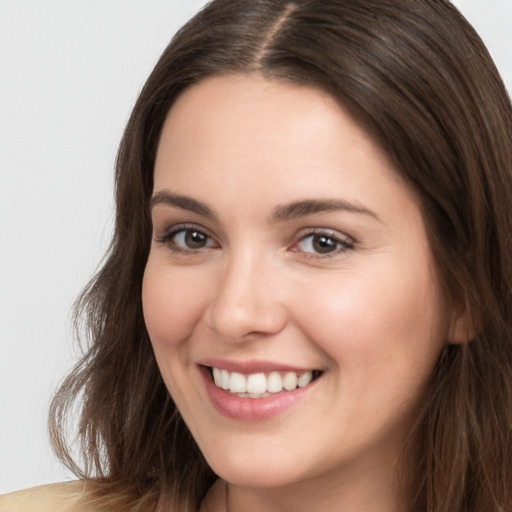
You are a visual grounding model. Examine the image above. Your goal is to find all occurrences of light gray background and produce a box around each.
[1,0,511,495]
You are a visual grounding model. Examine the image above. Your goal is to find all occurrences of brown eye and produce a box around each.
[163,227,217,251]
[184,230,208,248]
[296,231,354,256]
[312,235,338,253]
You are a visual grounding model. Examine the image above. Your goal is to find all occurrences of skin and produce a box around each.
[142,74,463,512]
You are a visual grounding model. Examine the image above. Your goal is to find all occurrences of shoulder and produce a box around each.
[0,481,90,512]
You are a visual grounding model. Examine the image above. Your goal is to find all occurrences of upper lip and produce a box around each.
[198,358,319,374]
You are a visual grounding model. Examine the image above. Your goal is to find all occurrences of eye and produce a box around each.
[157,225,217,253]
[295,231,354,256]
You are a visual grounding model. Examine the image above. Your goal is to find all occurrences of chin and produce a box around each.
[212,462,304,489]
[197,435,322,489]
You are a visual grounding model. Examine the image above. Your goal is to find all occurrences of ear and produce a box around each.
[447,299,480,344]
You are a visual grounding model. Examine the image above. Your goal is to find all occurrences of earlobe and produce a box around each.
[447,301,480,345]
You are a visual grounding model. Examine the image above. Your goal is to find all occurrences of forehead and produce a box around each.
[154,74,405,197]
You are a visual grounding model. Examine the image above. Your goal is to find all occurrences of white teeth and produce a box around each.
[298,371,313,388]
[267,371,283,393]
[283,372,298,391]
[247,373,267,394]
[212,367,222,387]
[211,367,316,396]
[220,369,230,390]
[229,372,247,393]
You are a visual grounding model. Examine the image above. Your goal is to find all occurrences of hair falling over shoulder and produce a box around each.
[49,1,512,511]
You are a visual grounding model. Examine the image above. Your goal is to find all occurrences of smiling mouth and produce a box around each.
[206,367,323,398]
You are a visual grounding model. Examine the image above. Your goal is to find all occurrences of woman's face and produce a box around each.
[143,74,453,491]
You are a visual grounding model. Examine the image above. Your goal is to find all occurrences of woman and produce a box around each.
[2,0,512,510]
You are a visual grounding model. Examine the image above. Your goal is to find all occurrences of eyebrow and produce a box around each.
[271,199,380,222]
[150,191,216,218]
[150,191,379,222]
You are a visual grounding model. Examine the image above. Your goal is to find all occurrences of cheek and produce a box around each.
[142,260,208,354]
[292,261,448,378]
[292,266,448,441]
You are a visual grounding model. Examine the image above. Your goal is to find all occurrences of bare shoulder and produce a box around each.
[0,481,90,512]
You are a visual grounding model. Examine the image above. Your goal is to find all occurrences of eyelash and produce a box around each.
[292,229,355,258]
[155,224,355,258]
[155,224,217,254]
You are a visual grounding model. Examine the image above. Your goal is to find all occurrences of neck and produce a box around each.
[206,458,407,512]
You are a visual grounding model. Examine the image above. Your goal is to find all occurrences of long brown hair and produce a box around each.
[49,1,512,510]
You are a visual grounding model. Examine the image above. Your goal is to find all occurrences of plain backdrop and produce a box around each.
[1,0,511,495]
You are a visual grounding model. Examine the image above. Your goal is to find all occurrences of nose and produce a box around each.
[205,249,288,343]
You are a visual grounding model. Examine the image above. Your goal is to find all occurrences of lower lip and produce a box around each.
[199,366,318,421]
